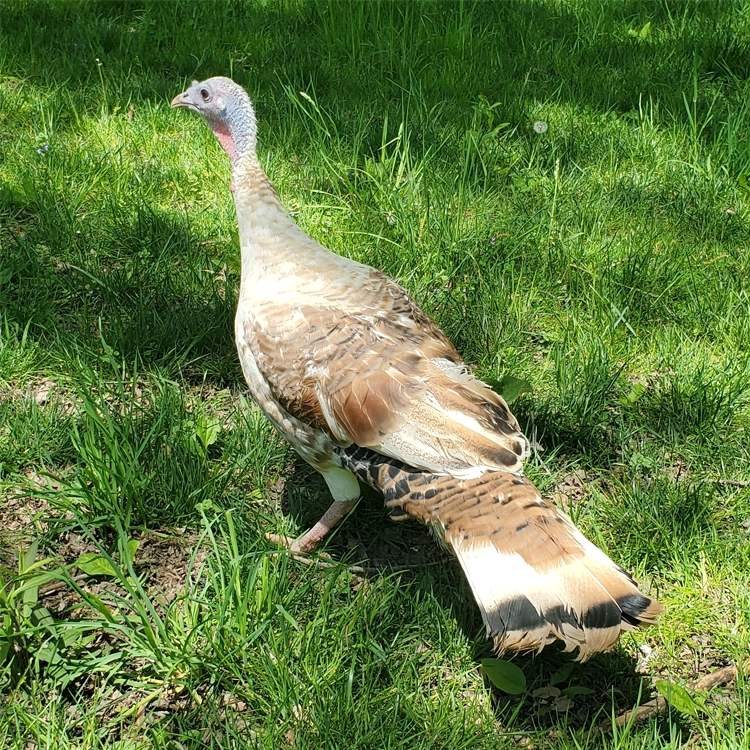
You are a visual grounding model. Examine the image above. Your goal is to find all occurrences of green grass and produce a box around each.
[2,0,750,747]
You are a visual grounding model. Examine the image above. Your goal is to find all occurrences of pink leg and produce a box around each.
[267,498,358,553]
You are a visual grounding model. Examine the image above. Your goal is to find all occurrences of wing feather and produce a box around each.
[246,268,527,474]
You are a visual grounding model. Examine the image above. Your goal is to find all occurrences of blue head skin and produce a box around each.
[171,77,257,165]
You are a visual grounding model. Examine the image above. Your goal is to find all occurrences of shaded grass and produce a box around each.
[2,0,750,747]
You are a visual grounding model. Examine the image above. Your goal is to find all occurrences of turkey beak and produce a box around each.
[171,91,192,109]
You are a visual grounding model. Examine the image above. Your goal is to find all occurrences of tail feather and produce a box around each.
[453,525,662,660]
[338,447,663,660]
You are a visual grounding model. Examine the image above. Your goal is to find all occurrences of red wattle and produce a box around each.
[211,121,236,163]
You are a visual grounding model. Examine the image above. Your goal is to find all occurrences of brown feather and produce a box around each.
[339,447,663,659]
[244,291,528,474]
[380,464,584,570]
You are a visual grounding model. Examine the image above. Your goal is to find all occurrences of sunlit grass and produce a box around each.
[2,1,750,747]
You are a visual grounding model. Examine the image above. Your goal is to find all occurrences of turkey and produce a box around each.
[172,77,663,659]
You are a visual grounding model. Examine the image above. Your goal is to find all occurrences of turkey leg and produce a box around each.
[267,498,358,552]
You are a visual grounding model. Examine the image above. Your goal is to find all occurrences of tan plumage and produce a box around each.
[172,77,663,660]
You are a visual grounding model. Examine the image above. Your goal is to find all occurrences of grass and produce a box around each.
[1,0,750,747]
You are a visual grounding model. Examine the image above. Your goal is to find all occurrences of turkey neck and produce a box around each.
[229,155,296,307]
[230,152,365,308]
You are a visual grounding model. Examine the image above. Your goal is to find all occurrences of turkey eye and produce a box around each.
[200,88,210,101]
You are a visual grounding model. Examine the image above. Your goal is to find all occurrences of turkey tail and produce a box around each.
[338,447,663,660]
[451,525,662,660]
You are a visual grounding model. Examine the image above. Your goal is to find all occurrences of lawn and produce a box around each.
[1,1,750,747]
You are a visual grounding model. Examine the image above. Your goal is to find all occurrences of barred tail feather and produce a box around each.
[337,446,663,659]
[452,525,663,660]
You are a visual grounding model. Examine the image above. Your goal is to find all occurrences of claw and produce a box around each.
[265,532,323,554]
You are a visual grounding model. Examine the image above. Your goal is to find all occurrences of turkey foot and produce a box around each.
[267,498,358,553]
